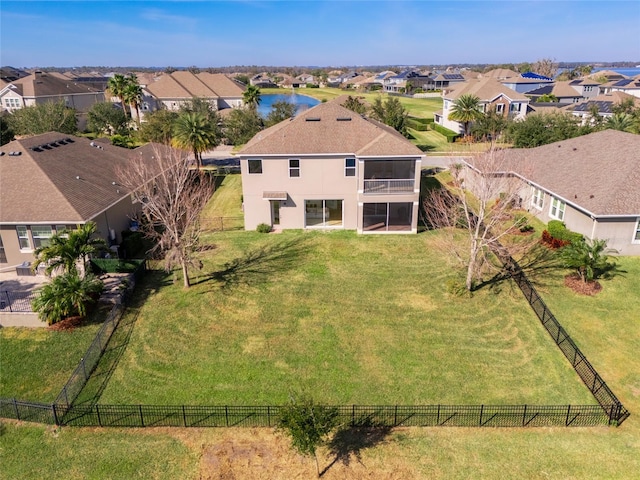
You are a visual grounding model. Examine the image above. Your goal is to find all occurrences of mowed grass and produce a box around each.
[99,229,593,405]
[0,315,103,402]
[199,174,244,231]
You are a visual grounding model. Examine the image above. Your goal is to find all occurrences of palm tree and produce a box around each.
[560,238,617,283]
[123,75,143,124]
[242,85,262,109]
[448,94,483,138]
[108,74,129,116]
[606,113,634,133]
[172,111,219,168]
[33,222,108,277]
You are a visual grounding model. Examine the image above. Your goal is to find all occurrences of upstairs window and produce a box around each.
[248,159,262,174]
[345,158,356,177]
[289,159,300,177]
[634,219,640,243]
[31,225,53,249]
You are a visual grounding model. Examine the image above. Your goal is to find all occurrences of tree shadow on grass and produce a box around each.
[69,270,172,406]
[320,425,394,477]
[193,237,309,290]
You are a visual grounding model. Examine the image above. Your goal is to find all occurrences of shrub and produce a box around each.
[432,123,460,143]
[541,230,570,249]
[547,220,583,244]
[32,273,104,325]
[121,230,147,258]
[256,223,272,233]
[305,83,319,88]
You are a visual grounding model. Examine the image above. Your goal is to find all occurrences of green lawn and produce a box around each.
[0,313,103,402]
[98,229,593,406]
[200,174,244,231]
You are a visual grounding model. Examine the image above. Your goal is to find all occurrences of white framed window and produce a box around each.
[478,104,485,113]
[549,197,566,220]
[633,219,640,243]
[496,104,505,114]
[444,100,450,109]
[510,103,520,113]
[55,225,69,237]
[289,159,300,177]
[305,199,343,228]
[345,158,356,177]
[531,187,544,210]
[16,226,30,250]
[31,225,53,249]
[247,159,262,174]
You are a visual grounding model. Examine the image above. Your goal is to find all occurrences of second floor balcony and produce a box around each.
[363,159,416,195]
[363,179,415,194]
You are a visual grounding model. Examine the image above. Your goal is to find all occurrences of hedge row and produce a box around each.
[432,123,461,143]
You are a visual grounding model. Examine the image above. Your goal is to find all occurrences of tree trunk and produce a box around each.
[314,452,320,478]
[182,262,191,288]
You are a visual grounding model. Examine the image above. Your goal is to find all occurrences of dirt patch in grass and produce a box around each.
[48,316,85,331]
[564,274,602,296]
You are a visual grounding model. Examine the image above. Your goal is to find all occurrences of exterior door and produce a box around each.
[270,200,280,226]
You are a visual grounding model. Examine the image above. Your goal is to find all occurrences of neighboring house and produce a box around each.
[608,77,640,98]
[383,70,433,92]
[462,130,640,254]
[0,133,165,271]
[0,71,104,114]
[239,101,424,233]
[479,68,520,80]
[567,78,601,99]
[570,91,640,123]
[526,81,585,104]
[143,71,245,116]
[429,73,466,90]
[435,78,530,133]
[372,71,396,85]
[501,72,554,94]
[250,73,277,88]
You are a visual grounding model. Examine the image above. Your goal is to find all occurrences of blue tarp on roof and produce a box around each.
[521,72,553,81]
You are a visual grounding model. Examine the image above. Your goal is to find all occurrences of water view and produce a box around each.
[257,92,321,118]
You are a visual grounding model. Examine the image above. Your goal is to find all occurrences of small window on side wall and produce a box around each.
[16,226,30,250]
[345,158,356,177]
[248,159,262,174]
[289,159,300,177]
[549,197,566,221]
[633,219,640,243]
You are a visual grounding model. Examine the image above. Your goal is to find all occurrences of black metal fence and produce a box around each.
[0,400,611,428]
[203,216,244,232]
[511,270,630,425]
[0,290,39,312]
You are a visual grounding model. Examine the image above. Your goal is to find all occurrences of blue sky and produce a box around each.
[1,1,639,68]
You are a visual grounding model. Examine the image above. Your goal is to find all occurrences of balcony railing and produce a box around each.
[363,179,415,194]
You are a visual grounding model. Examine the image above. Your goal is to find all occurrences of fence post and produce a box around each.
[52,403,59,426]
[437,404,440,425]
[221,217,224,231]
[139,405,144,427]
[182,405,187,427]
[565,405,571,426]
[225,406,229,427]
[13,398,20,420]
[81,358,88,381]
[479,405,484,426]
[267,406,271,427]
[522,405,527,427]
[394,405,398,426]
[96,404,102,427]
[352,405,355,427]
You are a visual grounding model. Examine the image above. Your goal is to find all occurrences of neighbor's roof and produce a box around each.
[479,68,520,80]
[527,81,582,98]
[572,91,640,114]
[145,71,244,99]
[445,77,529,102]
[474,130,640,216]
[0,133,167,223]
[239,101,423,157]
[5,72,102,97]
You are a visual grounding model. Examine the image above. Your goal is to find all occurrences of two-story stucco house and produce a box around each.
[239,101,424,233]
[434,78,530,134]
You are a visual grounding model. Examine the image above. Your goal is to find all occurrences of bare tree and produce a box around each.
[532,58,558,78]
[423,149,537,291]
[117,145,214,288]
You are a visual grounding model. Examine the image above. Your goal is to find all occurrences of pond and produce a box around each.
[257,92,321,118]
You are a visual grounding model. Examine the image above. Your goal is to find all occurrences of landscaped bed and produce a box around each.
[98,230,595,406]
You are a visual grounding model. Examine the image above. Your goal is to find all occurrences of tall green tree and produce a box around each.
[7,101,77,136]
[277,395,340,477]
[448,94,483,137]
[87,102,128,135]
[123,76,143,124]
[33,222,107,277]
[471,108,509,142]
[224,107,263,145]
[172,111,220,168]
[108,73,129,115]
[342,95,367,115]
[242,85,262,109]
[606,112,635,133]
[370,96,409,136]
[506,112,591,148]
[264,100,296,127]
[1,113,15,145]
[561,238,617,283]
[139,109,179,143]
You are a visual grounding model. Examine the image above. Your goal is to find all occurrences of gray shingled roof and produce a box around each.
[0,134,166,223]
[472,130,640,216]
[239,101,423,157]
